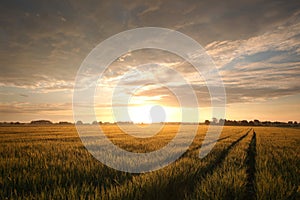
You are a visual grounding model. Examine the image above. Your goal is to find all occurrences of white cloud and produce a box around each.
[205,11,300,68]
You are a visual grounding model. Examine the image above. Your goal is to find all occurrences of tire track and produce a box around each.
[181,128,248,158]
[245,130,257,200]
[177,128,253,199]
[193,128,252,176]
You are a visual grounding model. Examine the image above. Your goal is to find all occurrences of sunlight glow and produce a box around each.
[128,105,181,123]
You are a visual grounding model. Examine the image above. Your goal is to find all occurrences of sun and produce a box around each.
[128,104,182,124]
[128,105,152,123]
[128,104,167,124]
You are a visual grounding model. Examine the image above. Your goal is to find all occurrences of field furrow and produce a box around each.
[186,129,253,199]
[245,130,257,199]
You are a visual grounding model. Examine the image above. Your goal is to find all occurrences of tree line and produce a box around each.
[204,118,299,127]
[0,119,299,127]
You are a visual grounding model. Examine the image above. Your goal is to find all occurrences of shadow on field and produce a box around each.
[245,130,257,200]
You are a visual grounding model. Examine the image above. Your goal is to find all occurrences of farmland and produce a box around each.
[0,125,299,199]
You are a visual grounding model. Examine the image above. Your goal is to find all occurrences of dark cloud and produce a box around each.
[138,0,300,44]
[1,0,299,88]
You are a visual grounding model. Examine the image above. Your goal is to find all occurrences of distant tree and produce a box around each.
[224,120,232,126]
[212,117,218,124]
[76,121,83,125]
[92,121,98,125]
[241,120,248,126]
[262,121,271,126]
[204,120,210,125]
[219,119,225,125]
[254,119,260,126]
[31,120,53,124]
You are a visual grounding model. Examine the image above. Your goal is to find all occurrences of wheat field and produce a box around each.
[0,125,299,199]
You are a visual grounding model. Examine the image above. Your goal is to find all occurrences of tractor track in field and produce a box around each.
[245,129,257,200]
[181,129,247,158]
[175,128,253,199]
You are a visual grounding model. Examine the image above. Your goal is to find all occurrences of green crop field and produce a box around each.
[0,125,299,199]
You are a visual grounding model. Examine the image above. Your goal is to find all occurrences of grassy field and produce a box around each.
[0,125,299,199]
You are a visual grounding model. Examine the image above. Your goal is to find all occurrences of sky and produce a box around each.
[0,0,300,123]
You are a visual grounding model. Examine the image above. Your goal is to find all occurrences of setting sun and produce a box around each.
[127,105,182,123]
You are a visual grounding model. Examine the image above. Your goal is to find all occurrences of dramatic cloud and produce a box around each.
[205,11,300,101]
[0,0,299,121]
